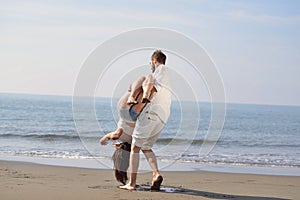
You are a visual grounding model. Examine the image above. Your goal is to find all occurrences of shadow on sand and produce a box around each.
[136,185,289,200]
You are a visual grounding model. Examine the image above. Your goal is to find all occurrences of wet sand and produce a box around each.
[1,160,299,200]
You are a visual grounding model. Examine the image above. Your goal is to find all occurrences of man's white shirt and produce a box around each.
[143,64,172,124]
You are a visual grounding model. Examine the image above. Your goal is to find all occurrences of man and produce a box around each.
[120,50,172,191]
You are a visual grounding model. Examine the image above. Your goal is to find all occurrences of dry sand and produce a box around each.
[1,160,299,200]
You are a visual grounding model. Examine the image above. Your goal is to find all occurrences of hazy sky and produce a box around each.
[1,0,299,105]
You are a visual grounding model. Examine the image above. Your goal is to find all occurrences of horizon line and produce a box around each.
[1,91,299,107]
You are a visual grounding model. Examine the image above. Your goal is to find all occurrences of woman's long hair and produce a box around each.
[112,142,131,185]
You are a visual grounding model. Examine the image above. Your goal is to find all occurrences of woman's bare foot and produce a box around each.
[127,96,138,105]
[119,183,136,190]
[142,97,150,103]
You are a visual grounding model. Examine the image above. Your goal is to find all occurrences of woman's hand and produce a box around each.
[112,142,121,148]
[99,136,109,145]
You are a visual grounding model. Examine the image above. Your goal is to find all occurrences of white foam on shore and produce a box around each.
[0,155,299,176]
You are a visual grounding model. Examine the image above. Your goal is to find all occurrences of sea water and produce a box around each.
[0,93,299,175]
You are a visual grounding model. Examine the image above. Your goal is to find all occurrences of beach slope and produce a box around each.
[1,161,299,200]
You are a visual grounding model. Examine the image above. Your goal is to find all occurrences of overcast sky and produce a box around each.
[1,0,299,106]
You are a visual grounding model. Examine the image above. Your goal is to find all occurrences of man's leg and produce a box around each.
[119,144,141,190]
[142,149,161,180]
[140,124,164,190]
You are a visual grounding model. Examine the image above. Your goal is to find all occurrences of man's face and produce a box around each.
[150,58,156,73]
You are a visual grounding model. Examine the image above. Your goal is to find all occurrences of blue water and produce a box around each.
[0,93,300,171]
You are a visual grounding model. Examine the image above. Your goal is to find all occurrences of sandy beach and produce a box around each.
[1,161,299,200]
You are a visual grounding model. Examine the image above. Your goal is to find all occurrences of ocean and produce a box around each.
[0,93,299,175]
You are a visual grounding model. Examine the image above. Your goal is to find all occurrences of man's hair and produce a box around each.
[151,50,167,64]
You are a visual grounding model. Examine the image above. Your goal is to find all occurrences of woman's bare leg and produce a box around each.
[131,80,156,113]
[131,89,144,113]
[127,76,146,105]
[118,92,131,109]
[119,75,156,115]
[118,89,146,114]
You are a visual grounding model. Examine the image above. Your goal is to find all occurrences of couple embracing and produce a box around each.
[100,50,171,191]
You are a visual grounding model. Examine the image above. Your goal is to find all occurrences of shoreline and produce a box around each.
[1,160,299,200]
[1,155,300,177]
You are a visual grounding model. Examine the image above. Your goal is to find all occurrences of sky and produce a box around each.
[0,0,299,106]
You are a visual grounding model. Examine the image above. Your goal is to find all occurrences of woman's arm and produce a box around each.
[99,128,123,145]
[110,128,123,140]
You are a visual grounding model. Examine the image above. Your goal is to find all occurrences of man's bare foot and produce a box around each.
[151,175,163,191]
[119,183,136,190]
[127,96,138,105]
